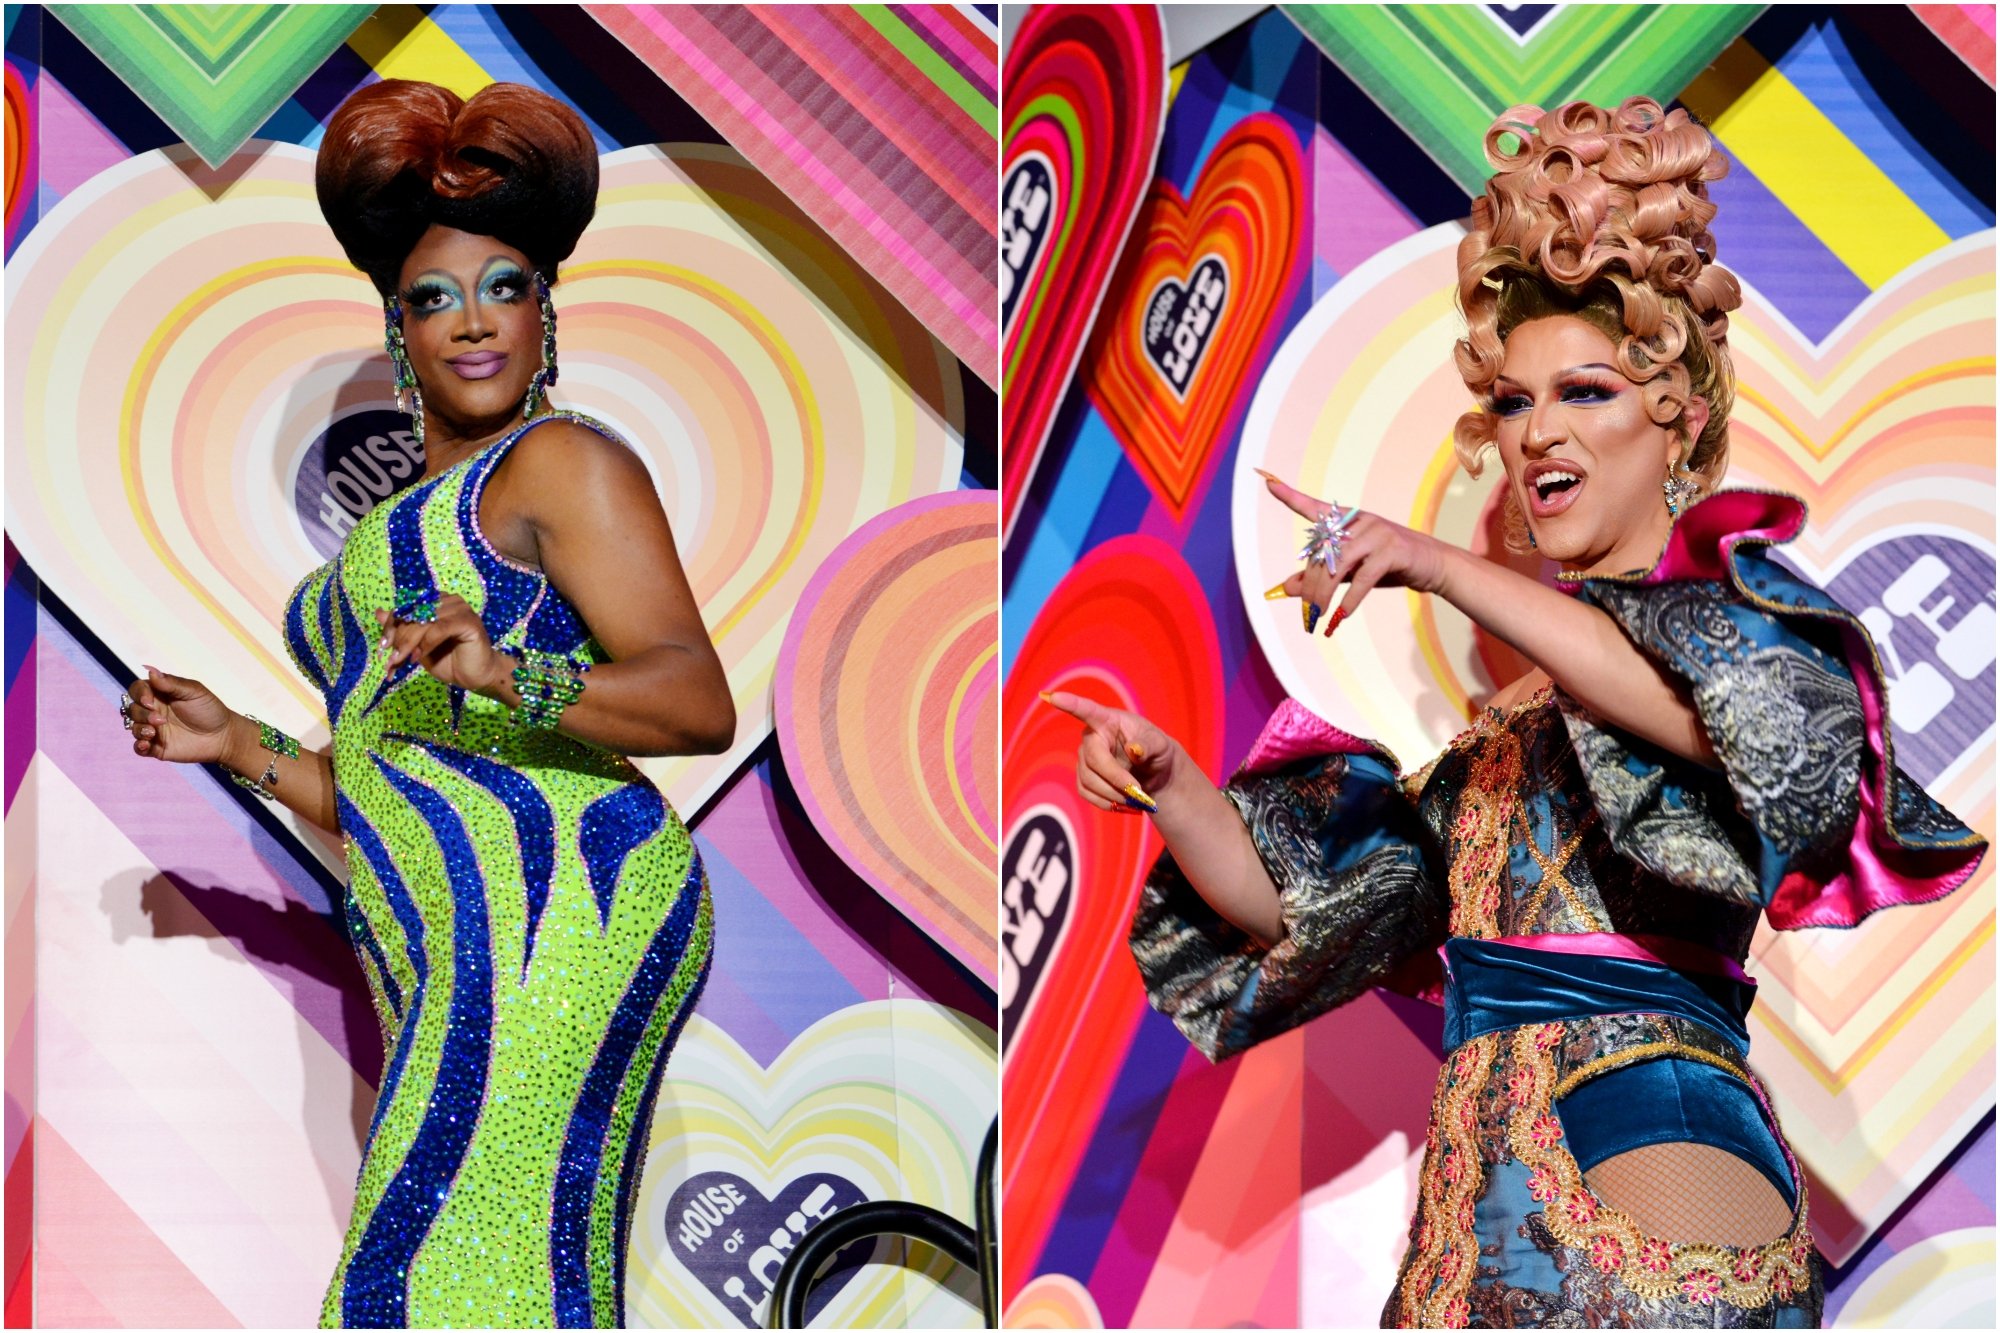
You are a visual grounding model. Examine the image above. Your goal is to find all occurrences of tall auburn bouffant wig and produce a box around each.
[316,80,597,296]
[1451,98,1743,512]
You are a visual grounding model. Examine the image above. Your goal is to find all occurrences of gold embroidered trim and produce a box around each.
[1551,1038,1748,1102]
[1521,807,1603,926]
[1508,1024,1815,1309]
[1396,1034,1498,1329]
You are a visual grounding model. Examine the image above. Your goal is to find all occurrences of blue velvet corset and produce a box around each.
[1443,938,1795,1205]
[1440,938,1755,1053]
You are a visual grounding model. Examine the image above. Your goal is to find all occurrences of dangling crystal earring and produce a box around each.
[384,294,424,452]
[1664,460,1700,517]
[523,271,557,418]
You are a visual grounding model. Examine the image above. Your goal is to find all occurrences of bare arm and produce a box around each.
[1270,477,1716,765]
[128,667,341,835]
[1429,545,1716,764]
[380,422,735,758]
[1046,691,1286,947]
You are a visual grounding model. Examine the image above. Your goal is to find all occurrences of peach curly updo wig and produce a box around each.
[315,79,597,297]
[1450,97,1744,539]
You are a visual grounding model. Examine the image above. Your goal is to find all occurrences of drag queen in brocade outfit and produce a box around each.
[120,81,734,1328]
[1048,99,1985,1328]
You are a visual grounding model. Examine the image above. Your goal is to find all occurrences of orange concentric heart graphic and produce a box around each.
[1085,112,1308,520]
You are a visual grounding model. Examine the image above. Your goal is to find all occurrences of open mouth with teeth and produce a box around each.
[1526,467,1585,517]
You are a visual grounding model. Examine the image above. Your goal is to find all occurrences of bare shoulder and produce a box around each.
[515,416,645,475]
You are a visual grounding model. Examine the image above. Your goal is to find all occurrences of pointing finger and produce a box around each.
[1040,689,1113,730]
[1258,472,1333,522]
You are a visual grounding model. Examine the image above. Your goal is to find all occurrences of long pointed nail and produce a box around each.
[1263,582,1291,601]
[1127,741,1146,761]
[1323,606,1349,638]
[1037,690,1056,705]
[1121,783,1159,813]
[1303,602,1322,634]
[1253,468,1281,484]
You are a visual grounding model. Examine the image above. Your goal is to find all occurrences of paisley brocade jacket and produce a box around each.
[1130,492,1985,1328]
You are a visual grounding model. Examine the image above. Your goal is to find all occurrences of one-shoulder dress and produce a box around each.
[283,411,713,1328]
[1131,491,1985,1328]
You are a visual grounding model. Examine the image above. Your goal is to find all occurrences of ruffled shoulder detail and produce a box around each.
[1570,490,1985,930]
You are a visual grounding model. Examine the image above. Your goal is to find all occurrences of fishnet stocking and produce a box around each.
[1585,1142,1793,1248]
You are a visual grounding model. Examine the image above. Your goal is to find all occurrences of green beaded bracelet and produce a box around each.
[506,648,590,729]
[229,716,300,799]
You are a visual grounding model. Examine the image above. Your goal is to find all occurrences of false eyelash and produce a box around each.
[403,281,453,308]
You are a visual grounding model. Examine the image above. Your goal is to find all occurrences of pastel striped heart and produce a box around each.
[3,142,965,850]
[774,491,999,986]
[999,536,1225,1295]
[630,1003,994,1329]
[1001,3,1166,541]
[1084,112,1308,519]
[1281,3,1759,193]
[1232,221,1994,1264]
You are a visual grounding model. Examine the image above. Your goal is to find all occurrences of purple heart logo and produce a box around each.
[1776,535,1995,786]
[665,1170,872,1327]
[291,409,426,559]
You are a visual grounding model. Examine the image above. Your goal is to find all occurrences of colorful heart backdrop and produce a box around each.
[998,5,1994,1328]
[1000,3,1166,541]
[1083,111,1308,520]
[775,492,1001,985]
[3,5,997,1327]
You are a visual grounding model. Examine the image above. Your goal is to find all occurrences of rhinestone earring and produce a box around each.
[384,294,424,452]
[523,271,558,418]
[1664,461,1700,517]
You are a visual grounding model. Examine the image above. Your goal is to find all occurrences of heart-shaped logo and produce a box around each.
[1140,255,1229,397]
[999,804,1076,1052]
[1286,3,1756,192]
[3,142,965,846]
[1786,535,1995,787]
[1085,113,1307,520]
[1231,220,1994,1264]
[663,1170,871,1328]
[1001,153,1058,335]
[629,1002,994,1329]
[1001,4,1167,540]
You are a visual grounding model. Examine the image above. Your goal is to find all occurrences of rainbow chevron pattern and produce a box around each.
[998,5,1994,1327]
[4,5,997,1326]
[44,4,374,166]
[1283,3,1762,194]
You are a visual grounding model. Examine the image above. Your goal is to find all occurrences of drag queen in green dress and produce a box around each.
[120,80,734,1327]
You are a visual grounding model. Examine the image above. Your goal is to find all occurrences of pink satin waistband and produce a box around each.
[1446,932,1755,986]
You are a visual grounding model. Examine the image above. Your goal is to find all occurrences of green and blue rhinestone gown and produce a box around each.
[1132,491,1985,1328]
[283,411,713,1328]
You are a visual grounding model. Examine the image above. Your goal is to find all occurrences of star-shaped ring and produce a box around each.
[1300,505,1362,572]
